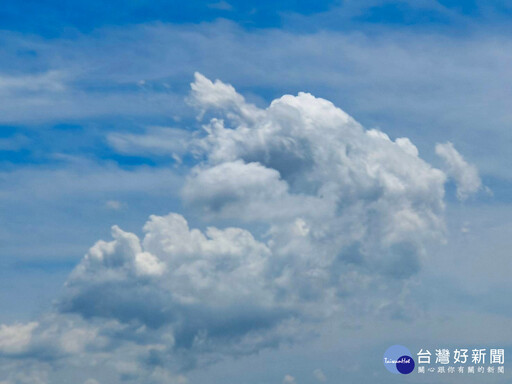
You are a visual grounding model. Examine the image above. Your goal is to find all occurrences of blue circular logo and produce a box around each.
[383,345,415,374]
[396,355,415,374]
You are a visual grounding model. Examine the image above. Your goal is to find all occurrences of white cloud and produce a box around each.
[0,161,183,201]
[186,74,447,279]
[58,326,98,354]
[0,74,483,383]
[189,72,264,124]
[0,71,66,94]
[182,160,295,220]
[435,141,482,200]
[108,127,192,159]
[61,213,277,331]
[0,323,38,355]
[283,374,296,384]
[0,21,512,183]
[0,20,506,185]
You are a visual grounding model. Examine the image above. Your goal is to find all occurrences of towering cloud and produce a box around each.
[0,74,479,383]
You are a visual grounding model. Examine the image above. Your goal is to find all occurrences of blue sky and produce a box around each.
[1,1,512,384]
[1,0,511,35]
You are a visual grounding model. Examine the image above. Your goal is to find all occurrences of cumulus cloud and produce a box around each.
[435,142,482,200]
[189,73,264,124]
[0,323,38,355]
[186,72,446,279]
[0,74,481,383]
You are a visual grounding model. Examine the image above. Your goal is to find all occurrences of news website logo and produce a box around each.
[384,345,415,374]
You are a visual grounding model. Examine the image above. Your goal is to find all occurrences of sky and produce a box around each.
[1,1,512,383]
